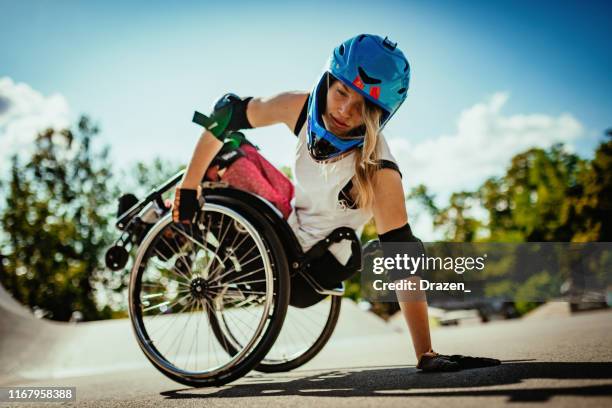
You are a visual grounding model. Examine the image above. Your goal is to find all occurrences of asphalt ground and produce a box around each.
[1,307,611,408]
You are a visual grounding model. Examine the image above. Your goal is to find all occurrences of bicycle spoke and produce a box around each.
[202,298,227,366]
[167,300,197,366]
[184,299,202,370]
[202,213,231,278]
[150,296,194,344]
[213,278,267,287]
[144,296,194,335]
[170,224,208,259]
[208,233,251,281]
[155,240,192,282]
[210,262,264,286]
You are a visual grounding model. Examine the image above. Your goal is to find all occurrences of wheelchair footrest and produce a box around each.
[296,269,345,296]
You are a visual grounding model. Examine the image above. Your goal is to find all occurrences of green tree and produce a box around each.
[570,130,612,242]
[481,144,584,242]
[412,143,590,243]
[408,186,482,242]
[0,117,117,321]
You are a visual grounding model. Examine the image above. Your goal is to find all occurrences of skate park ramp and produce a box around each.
[0,282,68,382]
[0,282,396,384]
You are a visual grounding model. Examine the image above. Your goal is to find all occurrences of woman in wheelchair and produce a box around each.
[168,34,499,374]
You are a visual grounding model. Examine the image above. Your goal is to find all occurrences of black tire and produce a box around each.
[128,197,290,387]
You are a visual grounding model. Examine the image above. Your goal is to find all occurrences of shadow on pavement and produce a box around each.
[160,361,612,403]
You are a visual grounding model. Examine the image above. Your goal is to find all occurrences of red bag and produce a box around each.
[205,144,294,219]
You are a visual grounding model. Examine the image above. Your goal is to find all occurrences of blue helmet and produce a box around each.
[307,34,410,161]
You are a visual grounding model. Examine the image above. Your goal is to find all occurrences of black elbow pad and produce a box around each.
[213,93,253,132]
[379,223,426,281]
[192,93,253,140]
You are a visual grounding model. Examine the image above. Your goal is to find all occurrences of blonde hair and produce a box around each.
[351,102,382,211]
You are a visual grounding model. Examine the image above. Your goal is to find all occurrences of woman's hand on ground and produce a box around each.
[417,351,461,372]
[416,350,501,372]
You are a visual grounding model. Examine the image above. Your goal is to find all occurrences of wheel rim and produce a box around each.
[128,204,275,379]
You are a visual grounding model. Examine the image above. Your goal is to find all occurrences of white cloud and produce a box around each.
[0,77,71,174]
[389,92,584,241]
[389,92,584,203]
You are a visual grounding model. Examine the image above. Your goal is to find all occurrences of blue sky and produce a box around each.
[1,0,611,215]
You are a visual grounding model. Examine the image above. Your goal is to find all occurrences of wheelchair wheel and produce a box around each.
[210,294,342,372]
[128,202,290,387]
[258,294,342,372]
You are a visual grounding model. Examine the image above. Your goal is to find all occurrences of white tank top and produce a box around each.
[287,122,398,265]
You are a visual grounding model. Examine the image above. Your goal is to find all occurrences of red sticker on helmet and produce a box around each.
[352,75,364,90]
[370,86,380,100]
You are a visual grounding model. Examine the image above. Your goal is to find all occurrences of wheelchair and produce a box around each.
[105,168,366,387]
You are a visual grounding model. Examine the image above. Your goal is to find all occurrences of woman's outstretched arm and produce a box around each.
[372,168,433,360]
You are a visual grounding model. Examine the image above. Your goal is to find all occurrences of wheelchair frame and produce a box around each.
[110,170,361,296]
[106,169,364,386]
